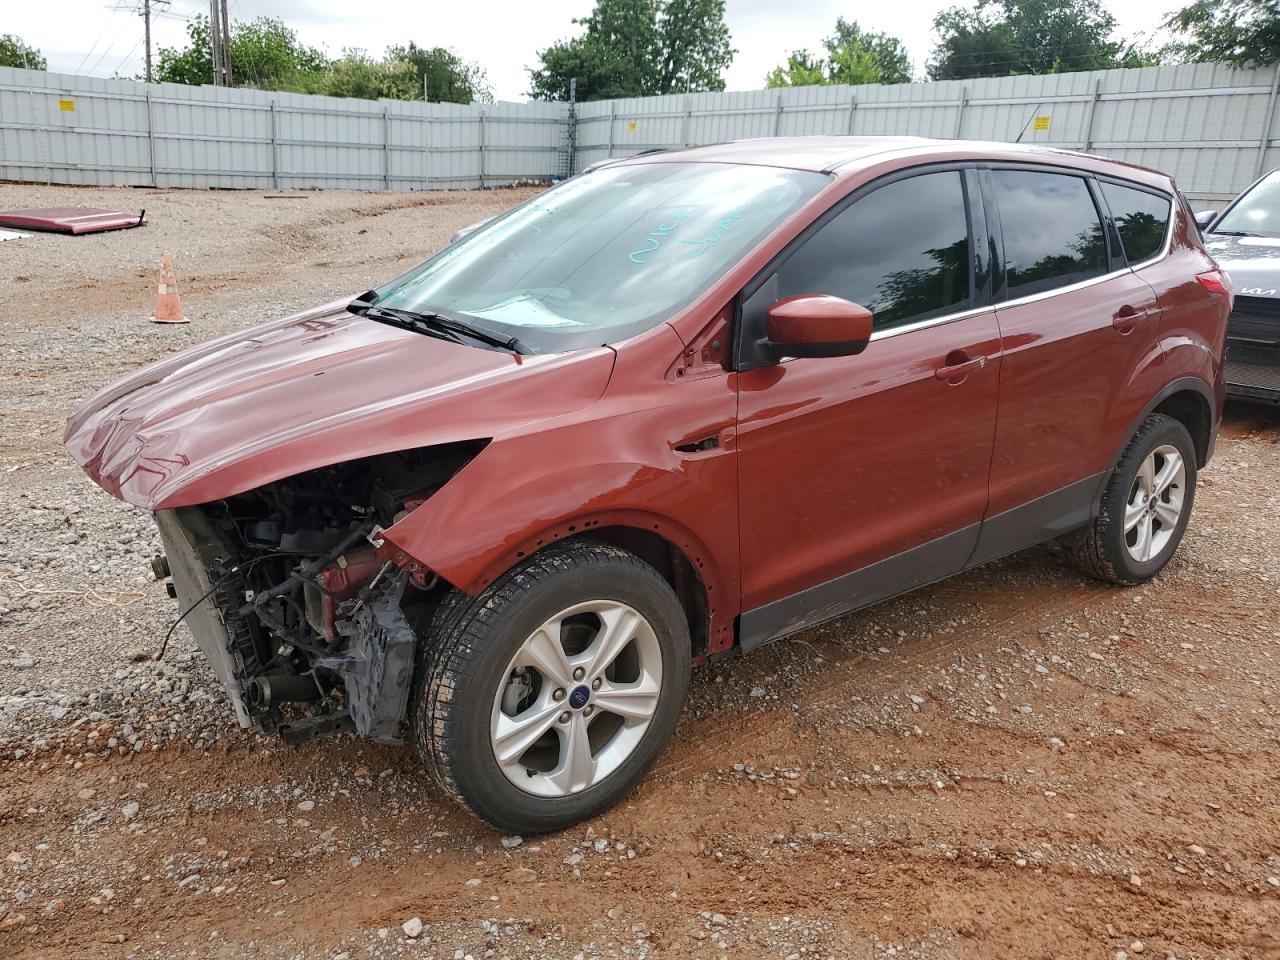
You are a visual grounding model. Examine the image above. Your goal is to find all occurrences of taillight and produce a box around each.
[1197,269,1233,305]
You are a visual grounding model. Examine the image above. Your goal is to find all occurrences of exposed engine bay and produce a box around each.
[151,441,486,744]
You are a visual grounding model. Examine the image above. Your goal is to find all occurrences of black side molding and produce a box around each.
[737,469,1110,654]
[738,523,979,653]
[967,471,1106,569]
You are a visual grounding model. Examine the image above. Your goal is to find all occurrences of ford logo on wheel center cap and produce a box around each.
[568,685,591,710]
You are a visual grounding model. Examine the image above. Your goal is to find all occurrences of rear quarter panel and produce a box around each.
[1146,195,1229,428]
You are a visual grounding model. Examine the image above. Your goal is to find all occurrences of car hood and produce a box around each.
[65,298,616,510]
[1205,233,1280,298]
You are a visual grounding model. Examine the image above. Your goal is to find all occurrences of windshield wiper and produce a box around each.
[348,295,531,355]
[1210,230,1252,237]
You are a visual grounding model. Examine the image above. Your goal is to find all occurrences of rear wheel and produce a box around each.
[1067,413,1197,585]
[412,541,690,833]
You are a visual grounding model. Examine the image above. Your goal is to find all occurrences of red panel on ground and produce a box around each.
[0,208,147,235]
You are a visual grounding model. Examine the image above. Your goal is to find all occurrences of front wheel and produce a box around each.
[412,541,690,833]
[1067,413,1197,585]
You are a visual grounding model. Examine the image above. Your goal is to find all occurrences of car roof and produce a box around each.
[611,136,1172,191]
[619,136,932,172]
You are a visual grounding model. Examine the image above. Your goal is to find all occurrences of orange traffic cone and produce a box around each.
[150,252,189,324]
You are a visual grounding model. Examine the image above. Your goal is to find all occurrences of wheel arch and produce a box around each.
[474,511,727,659]
[1152,387,1213,467]
[566,525,711,659]
[386,497,735,658]
[1112,376,1216,471]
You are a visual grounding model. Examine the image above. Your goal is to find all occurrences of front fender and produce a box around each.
[380,337,741,651]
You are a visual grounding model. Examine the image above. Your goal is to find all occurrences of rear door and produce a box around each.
[971,166,1167,563]
[735,167,1001,646]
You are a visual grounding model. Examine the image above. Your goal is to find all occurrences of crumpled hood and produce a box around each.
[65,299,616,509]
[1205,234,1280,298]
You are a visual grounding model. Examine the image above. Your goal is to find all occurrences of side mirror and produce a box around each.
[1194,210,1217,228]
[766,294,874,359]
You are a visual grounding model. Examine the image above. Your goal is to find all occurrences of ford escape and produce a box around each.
[66,137,1231,833]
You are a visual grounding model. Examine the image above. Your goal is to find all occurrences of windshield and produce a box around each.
[370,161,828,351]
[1214,171,1280,237]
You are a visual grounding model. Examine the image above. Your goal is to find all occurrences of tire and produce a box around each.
[1067,413,1197,585]
[411,540,691,834]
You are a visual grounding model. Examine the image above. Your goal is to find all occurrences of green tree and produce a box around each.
[529,0,734,100]
[387,43,492,103]
[927,0,1158,80]
[0,34,46,70]
[767,17,912,87]
[317,49,419,100]
[766,51,827,88]
[155,16,328,89]
[1163,0,1280,65]
[153,17,491,102]
[654,0,735,94]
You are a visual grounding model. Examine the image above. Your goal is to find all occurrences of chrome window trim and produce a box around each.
[868,304,993,341]
[1130,219,1174,272]
[997,264,1132,311]
[870,262,1135,342]
[794,260,1151,348]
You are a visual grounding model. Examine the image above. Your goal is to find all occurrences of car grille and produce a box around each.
[1229,295,1280,345]
[1225,359,1280,401]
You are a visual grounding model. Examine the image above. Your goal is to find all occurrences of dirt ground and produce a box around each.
[2,183,1280,960]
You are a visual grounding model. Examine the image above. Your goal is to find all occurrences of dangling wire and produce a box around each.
[154,552,289,661]
[155,567,239,661]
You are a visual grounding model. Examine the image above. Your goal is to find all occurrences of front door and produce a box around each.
[734,168,1001,648]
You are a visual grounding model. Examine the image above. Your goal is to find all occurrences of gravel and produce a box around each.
[2,184,1280,960]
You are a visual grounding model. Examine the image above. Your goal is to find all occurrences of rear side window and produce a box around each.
[992,170,1108,298]
[774,171,971,331]
[1101,182,1171,264]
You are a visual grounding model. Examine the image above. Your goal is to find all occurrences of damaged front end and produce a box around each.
[152,441,484,744]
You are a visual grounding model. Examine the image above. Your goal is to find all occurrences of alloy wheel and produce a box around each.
[490,600,663,798]
[1124,443,1186,563]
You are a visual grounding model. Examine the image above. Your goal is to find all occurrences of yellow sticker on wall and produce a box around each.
[58,99,76,112]
[628,120,637,133]
[1033,115,1050,131]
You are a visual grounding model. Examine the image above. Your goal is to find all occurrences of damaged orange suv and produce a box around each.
[67,137,1230,833]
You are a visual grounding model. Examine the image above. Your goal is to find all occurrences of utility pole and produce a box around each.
[220,0,232,85]
[209,0,231,85]
[143,0,152,83]
[135,0,167,84]
[209,0,222,85]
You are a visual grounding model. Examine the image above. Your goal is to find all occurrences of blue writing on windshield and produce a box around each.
[627,208,695,264]
[678,207,747,259]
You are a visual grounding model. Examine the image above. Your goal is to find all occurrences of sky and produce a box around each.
[15,0,1179,102]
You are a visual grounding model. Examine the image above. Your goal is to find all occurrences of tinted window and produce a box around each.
[993,170,1107,298]
[1102,182,1171,264]
[774,171,971,331]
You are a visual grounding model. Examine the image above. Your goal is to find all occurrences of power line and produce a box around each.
[84,11,136,76]
[111,37,145,79]
[76,1,126,75]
